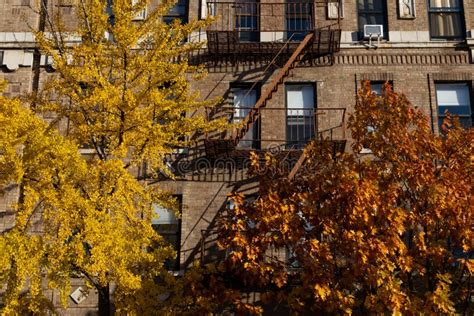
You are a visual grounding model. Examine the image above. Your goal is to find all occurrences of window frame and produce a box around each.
[152,195,182,272]
[230,83,261,150]
[428,0,465,40]
[163,0,188,24]
[285,0,314,41]
[357,0,388,40]
[285,82,317,149]
[434,81,473,130]
[234,0,260,42]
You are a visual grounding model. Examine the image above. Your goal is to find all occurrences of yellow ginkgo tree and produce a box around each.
[0,0,222,315]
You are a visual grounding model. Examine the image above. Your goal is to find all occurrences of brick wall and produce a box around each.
[0,1,473,314]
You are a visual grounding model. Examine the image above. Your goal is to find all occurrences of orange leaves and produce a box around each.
[314,284,331,301]
[204,81,473,315]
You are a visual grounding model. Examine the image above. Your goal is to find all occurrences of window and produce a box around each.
[152,196,182,271]
[369,80,393,96]
[106,0,115,25]
[235,0,259,42]
[286,84,315,149]
[163,0,188,24]
[360,81,393,153]
[428,0,464,39]
[357,0,388,39]
[285,0,313,41]
[232,85,260,149]
[435,83,473,129]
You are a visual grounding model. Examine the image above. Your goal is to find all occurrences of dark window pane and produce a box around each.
[357,1,387,38]
[438,105,471,116]
[285,0,313,40]
[358,0,384,11]
[429,13,463,38]
[164,0,188,24]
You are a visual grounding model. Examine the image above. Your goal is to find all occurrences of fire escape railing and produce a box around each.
[209,107,345,150]
[288,107,346,180]
[200,0,342,61]
[204,32,315,157]
[232,32,314,145]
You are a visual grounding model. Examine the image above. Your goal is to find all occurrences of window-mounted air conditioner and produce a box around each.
[364,24,383,38]
[364,24,383,48]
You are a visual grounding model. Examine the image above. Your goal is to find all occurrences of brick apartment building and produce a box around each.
[0,0,473,313]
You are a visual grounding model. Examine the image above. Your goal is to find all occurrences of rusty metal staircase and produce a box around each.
[288,108,348,181]
[287,139,347,181]
[204,32,315,156]
[288,150,307,180]
[232,33,314,146]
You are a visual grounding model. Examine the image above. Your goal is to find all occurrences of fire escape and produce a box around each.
[200,0,346,179]
[171,0,349,268]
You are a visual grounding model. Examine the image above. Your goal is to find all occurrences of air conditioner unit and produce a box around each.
[364,24,383,38]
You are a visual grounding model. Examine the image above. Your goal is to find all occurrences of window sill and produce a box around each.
[341,41,467,49]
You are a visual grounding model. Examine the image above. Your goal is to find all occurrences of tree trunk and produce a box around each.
[98,284,111,316]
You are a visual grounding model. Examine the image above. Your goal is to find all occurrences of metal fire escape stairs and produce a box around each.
[204,32,315,157]
[204,30,345,181]
[231,33,314,147]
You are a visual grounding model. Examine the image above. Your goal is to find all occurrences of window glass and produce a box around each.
[232,86,259,149]
[436,83,472,128]
[285,0,313,40]
[357,0,388,38]
[429,0,460,8]
[286,84,315,149]
[152,197,181,271]
[152,204,179,225]
[235,0,259,41]
[163,0,188,24]
[370,83,383,96]
[429,0,464,39]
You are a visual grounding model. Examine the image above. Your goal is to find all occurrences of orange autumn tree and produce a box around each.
[212,82,473,314]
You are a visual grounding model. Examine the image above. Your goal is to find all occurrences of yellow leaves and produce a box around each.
[426,274,456,314]
[0,86,180,313]
[274,274,287,288]
[314,284,331,301]
[33,0,224,173]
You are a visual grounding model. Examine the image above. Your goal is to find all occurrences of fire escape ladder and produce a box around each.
[232,32,315,146]
[288,150,307,181]
[287,108,347,181]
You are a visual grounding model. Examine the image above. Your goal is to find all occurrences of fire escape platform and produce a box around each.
[206,29,341,59]
[204,139,347,159]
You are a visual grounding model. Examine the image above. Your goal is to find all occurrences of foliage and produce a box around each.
[213,82,473,314]
[0,89,174,314]
[0,0,223,314]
